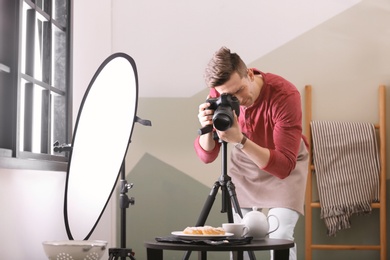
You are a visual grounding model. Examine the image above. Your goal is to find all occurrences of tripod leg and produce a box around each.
[221,184,234,223]
[195,181,220,226]
[182,181,221,260]
[226,180,256,260]
[226,180,243,219]
[247,251,256,260]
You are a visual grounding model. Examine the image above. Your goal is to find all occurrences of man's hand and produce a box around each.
[198,95,214,128]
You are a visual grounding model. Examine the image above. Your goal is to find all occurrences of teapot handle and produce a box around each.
[266,214,280,235]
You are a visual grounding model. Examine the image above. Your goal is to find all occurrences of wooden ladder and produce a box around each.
[304,85,387,260]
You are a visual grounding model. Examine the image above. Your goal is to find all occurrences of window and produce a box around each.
[0,0,71,171]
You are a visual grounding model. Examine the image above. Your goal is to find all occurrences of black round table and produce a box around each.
[144,238,294,260]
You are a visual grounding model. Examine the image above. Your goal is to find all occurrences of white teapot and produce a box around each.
[242,207,279,239]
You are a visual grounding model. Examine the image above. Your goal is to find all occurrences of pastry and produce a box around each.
[183,226,225,235]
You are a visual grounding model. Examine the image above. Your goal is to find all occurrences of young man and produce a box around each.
[194,46,308,260]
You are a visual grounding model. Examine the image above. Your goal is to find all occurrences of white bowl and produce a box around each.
[42,240,107,260]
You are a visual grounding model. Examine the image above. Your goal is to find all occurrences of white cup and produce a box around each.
[222,223,249,238]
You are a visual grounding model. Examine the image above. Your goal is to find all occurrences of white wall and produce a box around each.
[0,169,67,259]
[112,0,360,97]
[0,168,114,259]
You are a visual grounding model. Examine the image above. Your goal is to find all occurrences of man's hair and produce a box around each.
[204,46,248,88]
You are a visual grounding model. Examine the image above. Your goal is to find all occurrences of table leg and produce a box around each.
[274,249,289,260]
[231,251,244,260]
[146,248,163,260]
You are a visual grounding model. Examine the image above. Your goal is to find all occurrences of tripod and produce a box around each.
[183,138,256,260]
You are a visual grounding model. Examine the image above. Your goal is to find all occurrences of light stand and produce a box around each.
[108,116,151,260]
[108,162,136,260]
[183,134,256,260]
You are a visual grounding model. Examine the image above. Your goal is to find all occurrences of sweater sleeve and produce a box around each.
[193,88,221,163]
[262,91,303,179]
[194,135,221,163]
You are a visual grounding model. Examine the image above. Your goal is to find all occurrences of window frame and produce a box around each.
[0,0,72,171]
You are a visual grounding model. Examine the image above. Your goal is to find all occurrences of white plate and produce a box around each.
[171,231,234,240]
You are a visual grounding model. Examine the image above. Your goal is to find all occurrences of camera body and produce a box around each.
[206,93,240,131]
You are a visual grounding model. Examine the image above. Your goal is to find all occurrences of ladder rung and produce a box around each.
[310,202,381,208]
[311,244,381,250]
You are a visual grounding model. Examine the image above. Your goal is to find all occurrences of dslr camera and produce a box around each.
[206,93,240,131]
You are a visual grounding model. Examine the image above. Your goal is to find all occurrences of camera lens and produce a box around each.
[213,107,234,131]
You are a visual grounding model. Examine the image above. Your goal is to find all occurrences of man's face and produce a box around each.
[214,72,254,108]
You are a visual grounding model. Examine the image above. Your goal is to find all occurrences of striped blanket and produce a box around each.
[310,121,380,236]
